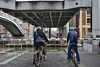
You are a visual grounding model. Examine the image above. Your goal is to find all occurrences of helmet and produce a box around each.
[70,27,74,30]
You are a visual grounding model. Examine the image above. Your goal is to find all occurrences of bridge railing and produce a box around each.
[0,11,23,33]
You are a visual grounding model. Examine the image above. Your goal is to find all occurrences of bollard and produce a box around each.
[17,40,18,56]
[54,40,56,51]
[84,39,88,52]
[5,41,7,50]
[11,40,12,52]
[60,41,62,51]
[2,41,4,51]
[0,39,2,52]
[92,38,96,52]
[22,39,25,51]
[13,40,15,52]
[7,39,10,51]
[52,41,53,50]
[64,41,66,51]
[58,41,60,51]
[26,41,27,51]
[21,40,22,54]
[32,41,33,51]
[93,40,94,52]
[0,41,2,52]
[87,40,88,52]
[29,43,31,52]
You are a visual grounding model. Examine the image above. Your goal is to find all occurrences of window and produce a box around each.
[82,11,86,25]
[14,19,16,22]
[24,29,27,31]
[25,24,27,26]
[19,24,22,27]
[3,27,6,31]
[87,28,91,32]
[87,18,91,23]
[87,10,90,14]
[82,28,86,36]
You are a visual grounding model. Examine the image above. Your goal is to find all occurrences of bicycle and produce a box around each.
[70,45,79,67]
[33,46,46,67]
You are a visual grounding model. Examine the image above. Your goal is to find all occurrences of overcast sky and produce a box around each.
[16,0,63,1]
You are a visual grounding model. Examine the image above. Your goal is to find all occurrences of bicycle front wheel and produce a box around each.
[34,53,41,67]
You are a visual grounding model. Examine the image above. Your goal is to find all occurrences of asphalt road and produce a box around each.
[0,52,80,67]
[0,51,100,67]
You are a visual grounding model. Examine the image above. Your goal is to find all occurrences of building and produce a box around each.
[69,9,91,38]
[0,25,11,38]
[79,9,91,38]
[22,22,33,38]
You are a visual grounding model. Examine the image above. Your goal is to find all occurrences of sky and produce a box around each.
[51,28,57,31]
[16,0,63,1]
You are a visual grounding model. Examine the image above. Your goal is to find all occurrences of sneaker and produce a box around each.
[44,55,47,61]
[77,61,80,64]
[66,59,70,62]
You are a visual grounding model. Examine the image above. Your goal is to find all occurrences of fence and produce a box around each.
[0,38,67,57]
[78,38,100,52]
[0,38,100,57]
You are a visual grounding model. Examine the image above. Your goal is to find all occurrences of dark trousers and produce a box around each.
[67,43,80,62]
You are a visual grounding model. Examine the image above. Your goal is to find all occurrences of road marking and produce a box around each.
[0,48,14,54]
[0,51,28,65]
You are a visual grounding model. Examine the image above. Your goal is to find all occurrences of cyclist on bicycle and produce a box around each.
[66,27,80,64]
[33,26,49,60]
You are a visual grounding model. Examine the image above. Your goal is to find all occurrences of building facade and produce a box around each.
[69,9,91,38]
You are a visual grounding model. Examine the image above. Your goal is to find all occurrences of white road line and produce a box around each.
[0,51,28,65]
[0,48,14,54]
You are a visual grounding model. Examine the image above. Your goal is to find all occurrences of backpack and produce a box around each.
[36,31,45,45]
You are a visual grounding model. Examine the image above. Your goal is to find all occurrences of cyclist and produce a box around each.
[66,27,80,64]
[33,26,49,60]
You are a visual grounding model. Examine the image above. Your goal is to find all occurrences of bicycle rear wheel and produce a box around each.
[72,52,79,67]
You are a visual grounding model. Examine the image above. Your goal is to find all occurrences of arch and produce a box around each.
[0,16,24,37]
